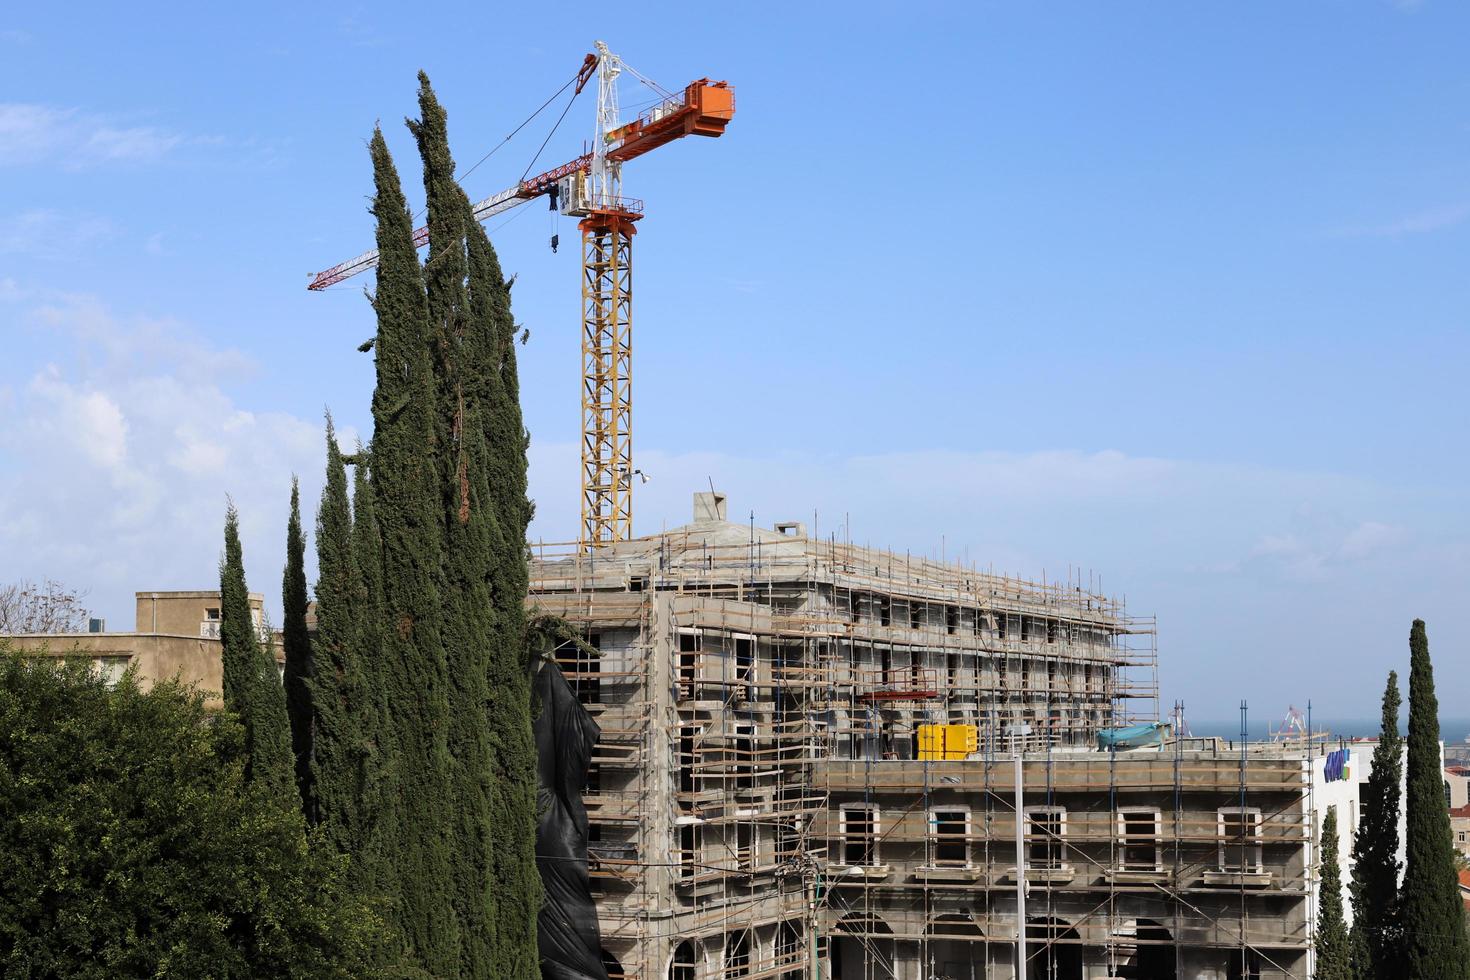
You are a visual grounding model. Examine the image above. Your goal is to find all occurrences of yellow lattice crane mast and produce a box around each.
[308,43,735,551]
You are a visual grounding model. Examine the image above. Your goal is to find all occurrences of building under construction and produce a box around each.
[529,492,1332,980]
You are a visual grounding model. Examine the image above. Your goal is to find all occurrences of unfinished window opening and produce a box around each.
[585,763,601,794]
[734,722,756,790]
[972,609,982,637]
[775,922,802,975]
[677,630,700,699]
[841,804,879,866]
[1226,950,1262,980]
[931,808,970,867]
[1218,808,1263,873]
[880,647,893,686]
[1025,806,1066,870]
[724,930,752,980]
[1046,619,1058,644]
[878,596,892,627]
[1119,808,1161,871]
[670,941,697,980]
[1020,617,1033,642]
[205,607,221,620]
[947,651,960,690]
[945,605,958,635]
[735,635,755,701]
[677,724,699,795]
[776,816,802,863]
[997,613,1008,640]
[575,634,602,705]
[736,822,756,871]
[678,823,702,881]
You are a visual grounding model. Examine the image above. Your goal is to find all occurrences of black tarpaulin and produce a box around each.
[532,656,609,980]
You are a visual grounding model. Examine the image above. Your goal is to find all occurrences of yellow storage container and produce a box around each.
[943,724,978,759]
[917,724,945,761]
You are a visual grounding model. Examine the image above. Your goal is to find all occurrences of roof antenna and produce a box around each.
[707,476,717,495]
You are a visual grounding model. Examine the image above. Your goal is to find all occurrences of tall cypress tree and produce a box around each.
[1399,620,1469,978]
[1316,805,1351,979]
[468,194,541,978]
[410,74,502,977]
[1350,671,1403,980]
[310,417,370,868]
[282,476,315,822]
[350,442,386,760]
[219,503,295,805]
[367,124,458,974]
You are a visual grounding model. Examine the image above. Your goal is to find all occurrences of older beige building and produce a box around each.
[5,590,274,706]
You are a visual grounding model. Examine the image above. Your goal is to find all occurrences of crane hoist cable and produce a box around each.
[413,59,594,221]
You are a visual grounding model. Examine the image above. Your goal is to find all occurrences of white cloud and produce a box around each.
[0,209,115,257]
[1333,201,1470,239]
[0,103,189,168]
[0,291,338,631]
[26,368,129,467]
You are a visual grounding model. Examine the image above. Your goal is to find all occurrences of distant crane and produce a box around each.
[308,42,735,550]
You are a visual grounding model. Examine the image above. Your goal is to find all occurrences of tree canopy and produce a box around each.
[0,651,379,978]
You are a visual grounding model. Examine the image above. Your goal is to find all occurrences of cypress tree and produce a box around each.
[1316,805,1351,979]
[350,442,387,752]
[410,73,503,977]
[468,191,541,979]
[350,442,391,892]
[310,417,370,867]
[1349,671,1403,980]
[219,503,295,804]
[367,124,458,974]
[1399,619,1469,978]
[282,475,315,822]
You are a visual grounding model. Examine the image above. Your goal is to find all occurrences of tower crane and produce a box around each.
[308,43,734,551]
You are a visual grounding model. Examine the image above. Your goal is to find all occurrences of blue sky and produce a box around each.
[1,2,1466,720]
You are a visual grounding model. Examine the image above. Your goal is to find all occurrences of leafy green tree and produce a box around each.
[1316,805,1351,979]
[367,123,458,974]
[283,475,315,822]
[220,502,295,804]
[0,651,379,977]
[1399,620,1470,978]
[1349,671,1403,980]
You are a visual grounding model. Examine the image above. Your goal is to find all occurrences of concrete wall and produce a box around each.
[4,632,226,707]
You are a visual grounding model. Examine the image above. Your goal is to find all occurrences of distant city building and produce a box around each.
[1445,764,1470,809]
